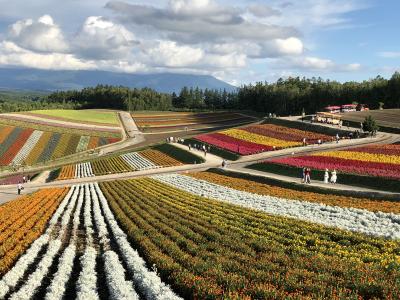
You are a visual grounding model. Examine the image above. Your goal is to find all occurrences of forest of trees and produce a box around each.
[3,72,400,115]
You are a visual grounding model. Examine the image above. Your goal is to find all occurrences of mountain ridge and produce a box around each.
[0,68,236,93]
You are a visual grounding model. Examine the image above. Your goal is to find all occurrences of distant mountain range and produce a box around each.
[0,68,236,93]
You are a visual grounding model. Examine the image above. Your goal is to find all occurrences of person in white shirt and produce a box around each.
[330,169,337,184]
[324,169,329,184]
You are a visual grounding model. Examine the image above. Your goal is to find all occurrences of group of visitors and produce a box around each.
[301,167,337,184]
[167,137,185,143]
[188,143,211,157]
[324,169,337,184]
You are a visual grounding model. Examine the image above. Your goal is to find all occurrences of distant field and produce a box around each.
[132,111,257,133]
[28,109,119,125]
[340,109,400,129]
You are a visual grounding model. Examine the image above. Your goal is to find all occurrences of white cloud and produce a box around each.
[0,41,92,70]
[8,15,68,53]
[143,41,204,67]
[247,3,281,18]
[276,56,361,72]
[379,51,400,58]
[74,16,137,60]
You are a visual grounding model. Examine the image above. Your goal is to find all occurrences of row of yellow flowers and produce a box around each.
[314,150,400,165]
[222,128,301,148]
[140,149,182,167]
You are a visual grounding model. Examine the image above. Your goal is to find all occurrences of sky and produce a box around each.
[0,0,399,86]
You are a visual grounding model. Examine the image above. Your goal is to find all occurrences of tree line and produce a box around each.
[5,72,400,115]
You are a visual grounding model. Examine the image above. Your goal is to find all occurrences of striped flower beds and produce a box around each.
[266,144,400,180]
[194,124,334,155]
[57,150,183,180]
[0,125,121,166]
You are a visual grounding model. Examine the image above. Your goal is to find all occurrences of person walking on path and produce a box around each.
[336,134,340,143]
[324,169,329,184]
[188,144,191,151]
[305,168,311,184]
[330,169,337,184]
[17,182,23,195]
[302,138,307,146]
[301,167,306,183]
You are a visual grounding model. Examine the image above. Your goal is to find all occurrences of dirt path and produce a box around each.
[229,167,400,197]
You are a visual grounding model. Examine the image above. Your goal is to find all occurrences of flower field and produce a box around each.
[132,112,256,132]
[0,188,68,276]
[265,144,400,180]
[195,124,333,155]
[1,173,400,299]
[0,183,180,299]
[0,124,121,166]
[101,177,400,299]
[57,149,183,179]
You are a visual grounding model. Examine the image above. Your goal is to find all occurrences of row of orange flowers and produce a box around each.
[0,188,68,275]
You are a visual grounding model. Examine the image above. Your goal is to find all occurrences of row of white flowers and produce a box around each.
[121,152,158,170]
[89,183,139,299]
[153,174,400,240]
[77,184,98,299]
[0,185,77,298]
[44,185,84,300]
[93,183,182,300]
[75,162,94,178]
[11,130,43,165]
[1,182,181,299]
[9,183,81,299]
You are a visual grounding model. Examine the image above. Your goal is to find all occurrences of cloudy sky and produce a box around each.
[0,0,398,85]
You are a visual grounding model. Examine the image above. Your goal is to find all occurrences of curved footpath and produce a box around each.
[1,132,399,202]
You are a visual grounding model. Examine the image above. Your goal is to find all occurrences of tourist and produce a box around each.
[188,144,191,151]
[207,146,211,153]
[302,138,307,146]
[301,167,306,183]
[22,175,26,183]
[330,169,337,184]
[317,139,322,145]
[336,134,340,143]
[324,169,329,184]
[17,182,23,195]
[222,160,226,168]
[305,168,311,184]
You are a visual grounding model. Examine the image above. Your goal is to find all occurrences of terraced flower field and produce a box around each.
[259,144,400,179]
[1,173,399,299]
[57,149,183,179]
[0,121,121,166]
[132,112,256,133]
[194,123,333,155]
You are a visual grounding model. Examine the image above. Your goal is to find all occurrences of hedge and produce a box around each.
[182,138,240,161]
[152,143,205,164]
[208,168,400,201]
[247,162,400,193]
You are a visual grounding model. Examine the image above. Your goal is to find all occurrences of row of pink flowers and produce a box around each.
[269,156,400,179]
[196,133,273,155]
